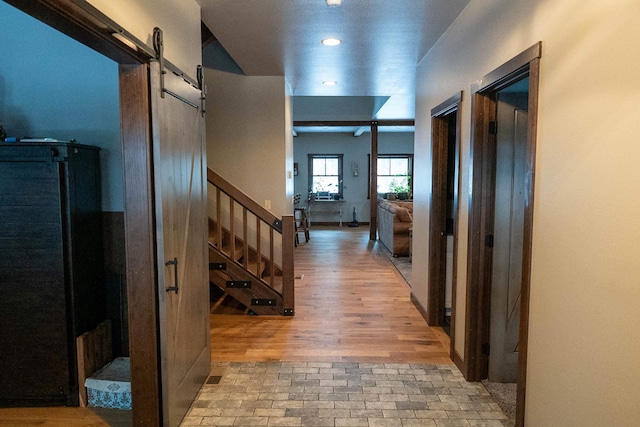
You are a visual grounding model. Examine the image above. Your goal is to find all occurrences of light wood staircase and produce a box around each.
[207,169,294,316]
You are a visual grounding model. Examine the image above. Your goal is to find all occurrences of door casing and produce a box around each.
[464,42,541,427]
[427,92,462,365]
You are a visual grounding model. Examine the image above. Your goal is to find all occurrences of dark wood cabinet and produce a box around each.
[0,143,105,407]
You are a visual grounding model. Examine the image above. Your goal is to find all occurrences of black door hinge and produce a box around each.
[488,121,497,135]
[485,234,494,248]
[482,343,490,356]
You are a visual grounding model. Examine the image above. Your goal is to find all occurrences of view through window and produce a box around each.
[308,154,343,196]
[377,155,412,194]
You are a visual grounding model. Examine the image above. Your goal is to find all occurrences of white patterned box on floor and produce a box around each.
[84,357,131,410]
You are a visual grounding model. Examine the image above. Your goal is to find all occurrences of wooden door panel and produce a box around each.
[151,62,210,427]
[489,94,528,383]
[505,109,528,356]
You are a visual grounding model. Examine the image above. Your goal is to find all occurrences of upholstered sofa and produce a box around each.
[377,200,413,256]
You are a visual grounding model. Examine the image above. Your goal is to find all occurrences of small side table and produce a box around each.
[308,199,345,226]
[409,227,413,262]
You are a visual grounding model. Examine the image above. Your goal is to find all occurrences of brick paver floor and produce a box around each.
[180,362,514,427]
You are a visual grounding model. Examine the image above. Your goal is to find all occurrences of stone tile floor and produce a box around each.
[180,362,514,427]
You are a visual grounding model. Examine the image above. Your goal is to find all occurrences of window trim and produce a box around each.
[374,154,413,196]
[307,154,344,197]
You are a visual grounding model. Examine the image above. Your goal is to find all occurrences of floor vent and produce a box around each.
[204,365,228,386]
[206,376,222,385]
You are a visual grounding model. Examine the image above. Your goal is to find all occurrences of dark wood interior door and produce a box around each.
[150,62,210,426]
[489,91,529,383]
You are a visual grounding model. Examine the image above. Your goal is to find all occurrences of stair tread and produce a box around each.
[245,260,266,277]
[221,243,243,261]
[260,274,283,294]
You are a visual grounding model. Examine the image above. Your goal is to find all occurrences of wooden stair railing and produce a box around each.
[207,168,295,316]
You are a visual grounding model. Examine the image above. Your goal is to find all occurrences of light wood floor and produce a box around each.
[0,227,450,426]
[210,226,451,364]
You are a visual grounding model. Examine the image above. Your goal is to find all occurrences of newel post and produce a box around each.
[281,215,295,315]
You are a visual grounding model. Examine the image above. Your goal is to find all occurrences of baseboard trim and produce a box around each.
[410,292,428,324]
[453,349,466,378]
[311,222,370,226]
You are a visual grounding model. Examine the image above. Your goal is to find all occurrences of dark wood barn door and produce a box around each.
[150,63,210,426]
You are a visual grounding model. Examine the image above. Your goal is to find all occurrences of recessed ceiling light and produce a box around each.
[326,0,342,6]
[322,38,342,46]
[323,81,338,86]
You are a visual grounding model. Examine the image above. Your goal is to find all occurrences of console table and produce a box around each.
[308,199,345,226]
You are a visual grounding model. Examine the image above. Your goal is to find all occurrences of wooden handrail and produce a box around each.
[207,169,281,231]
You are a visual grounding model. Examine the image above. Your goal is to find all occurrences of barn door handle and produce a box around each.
[165,257,179,294]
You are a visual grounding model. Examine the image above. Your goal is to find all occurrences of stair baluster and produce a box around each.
[207,169,295,316]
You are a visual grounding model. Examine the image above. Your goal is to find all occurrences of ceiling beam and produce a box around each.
[353,126,368,137]
[293,120,414,127]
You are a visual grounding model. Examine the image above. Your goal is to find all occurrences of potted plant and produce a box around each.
[311,181,342,200]
[389,175,411,200]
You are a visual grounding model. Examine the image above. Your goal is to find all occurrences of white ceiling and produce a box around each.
[198,0,470,125]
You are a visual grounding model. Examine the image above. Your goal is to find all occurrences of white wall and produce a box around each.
[0,2,122,211]
[284,82,295,206]
[87,0,201,77]
[293,132,414,223]
[205,69,293,217]
[413,0,640,425]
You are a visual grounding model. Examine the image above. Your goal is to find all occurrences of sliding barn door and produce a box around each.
[150,62,210,426]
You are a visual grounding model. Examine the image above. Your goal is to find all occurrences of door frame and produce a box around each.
[464,42,541,427]
[427,92,462,363]
[6,1,165,424]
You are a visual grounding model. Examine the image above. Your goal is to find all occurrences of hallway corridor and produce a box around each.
[209,227,450,363]
[182,228,513,426]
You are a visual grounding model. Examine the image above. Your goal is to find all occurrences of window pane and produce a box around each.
[325,158,339,175]
[327,176,339,191]
[313,158,326,175]
[312,177,323,192]
[390,175,409,192]
[377,158,390,175]
[313,176,339,192]
[389,158,408,175]
[377,176,394,193]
